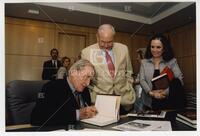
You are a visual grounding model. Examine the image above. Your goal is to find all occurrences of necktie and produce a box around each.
[53,61,57,68]
[52,61,56,67]
[74,92,80,107]
[105,51,115,78]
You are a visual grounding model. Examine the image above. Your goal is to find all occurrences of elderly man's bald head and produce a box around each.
[97,24,115,35]
[97,24,115,50]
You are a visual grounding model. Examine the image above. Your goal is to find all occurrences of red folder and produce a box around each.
[160,66,174,81]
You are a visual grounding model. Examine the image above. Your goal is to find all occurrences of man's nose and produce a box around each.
[84,78,90,86]
[152,48,157,51]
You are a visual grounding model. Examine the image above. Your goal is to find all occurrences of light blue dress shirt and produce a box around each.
[67,77,83,120]
[101,49,115,64]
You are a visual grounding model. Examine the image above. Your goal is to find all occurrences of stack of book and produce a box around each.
[185,92,196,110]
[176,110,196,129]
[127,110,166,118]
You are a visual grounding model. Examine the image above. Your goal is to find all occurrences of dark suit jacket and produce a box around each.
[42,60,61,80]
[30,79,91,126]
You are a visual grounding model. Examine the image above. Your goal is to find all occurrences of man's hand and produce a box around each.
[80,106,98,119]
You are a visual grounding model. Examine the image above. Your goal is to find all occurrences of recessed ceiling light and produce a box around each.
[28,9,40,15]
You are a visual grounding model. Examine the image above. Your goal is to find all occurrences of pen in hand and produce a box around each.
[85,102,89,107]
[85,102,98,114]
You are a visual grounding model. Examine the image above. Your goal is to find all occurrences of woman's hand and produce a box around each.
[149,90,167,99]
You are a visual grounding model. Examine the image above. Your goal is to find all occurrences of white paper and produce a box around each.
[112,120,172,131]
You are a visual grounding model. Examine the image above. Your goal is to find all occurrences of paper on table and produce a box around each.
[112,120,172,131]
[147,121,172,131]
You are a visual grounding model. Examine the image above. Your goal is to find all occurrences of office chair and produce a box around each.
[6,80,48,125]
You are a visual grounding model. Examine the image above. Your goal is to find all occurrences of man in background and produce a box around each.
[81,24,136,114]
[42,48,61,80]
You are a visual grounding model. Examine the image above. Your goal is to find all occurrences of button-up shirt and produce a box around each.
[52,60,57,68]
[101,49,115,64]
[67,77,81,120]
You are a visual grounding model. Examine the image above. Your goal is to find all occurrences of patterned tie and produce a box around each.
[105,50,115,78]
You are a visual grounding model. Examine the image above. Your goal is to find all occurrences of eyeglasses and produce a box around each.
[100,41,113,46]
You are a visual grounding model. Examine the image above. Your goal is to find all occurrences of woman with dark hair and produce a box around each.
[57,56,71,79]
[139,33,185,111]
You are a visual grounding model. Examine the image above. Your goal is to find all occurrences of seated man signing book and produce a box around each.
[139,34,185,111]
[31,59,97,126]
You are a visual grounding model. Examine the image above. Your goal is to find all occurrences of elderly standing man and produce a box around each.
[31,59,97,126]
[81,24,136,114]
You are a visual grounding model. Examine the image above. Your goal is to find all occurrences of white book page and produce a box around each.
[81,95,120,126]
[95,95,117,118]
[83,114,114,123]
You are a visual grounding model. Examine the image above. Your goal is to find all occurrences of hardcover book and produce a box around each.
[127,110,166,118]
[177,110,196,124]
[176,117,196,129]
[151,73,169,90]
[81,95,121,126]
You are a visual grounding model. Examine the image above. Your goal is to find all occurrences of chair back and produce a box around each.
[6,80,48,125]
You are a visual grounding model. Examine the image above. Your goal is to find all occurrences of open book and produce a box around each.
[81,95,121,126]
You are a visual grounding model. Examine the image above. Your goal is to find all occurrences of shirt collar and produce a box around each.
[52,60,56,63]
[148,57,164,63]
[67,77,76,94]
[101,49,113,55]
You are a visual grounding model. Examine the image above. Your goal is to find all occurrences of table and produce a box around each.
[6,111,196,131]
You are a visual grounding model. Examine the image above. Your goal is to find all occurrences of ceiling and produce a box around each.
[87,2,179,18]
[5,2,196,35]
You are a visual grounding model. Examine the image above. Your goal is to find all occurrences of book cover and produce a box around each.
[177,110,196,124]
[176,117,196,129]
[151,73,169,90]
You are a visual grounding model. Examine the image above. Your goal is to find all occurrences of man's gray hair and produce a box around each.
[69,59,95,73]
[98,24,116,35]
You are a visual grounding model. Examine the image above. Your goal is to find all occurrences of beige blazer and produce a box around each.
[81,42,135,106]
